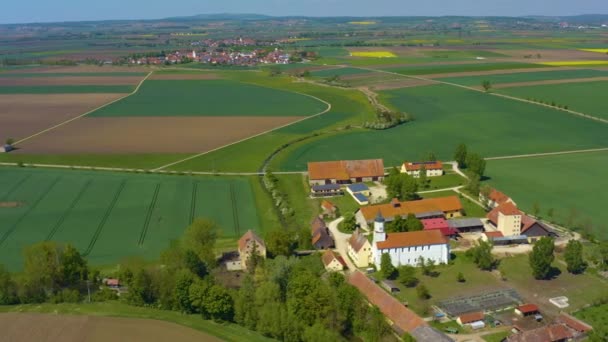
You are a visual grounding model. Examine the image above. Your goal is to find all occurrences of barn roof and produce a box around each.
[360,196,462,222]
[308,159,385,181]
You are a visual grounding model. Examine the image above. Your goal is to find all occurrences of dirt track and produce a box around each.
[16,116,305,154]
[0,94,125,143]
[0,76,143,86]
[0,313,221,342]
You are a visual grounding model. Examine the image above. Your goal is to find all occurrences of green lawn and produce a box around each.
[426,173,467,190]
[89,79,328,117]
[275,84,608,171]
[0,85,134,94]
[482,331,511,342]
[499,254,608,312]
[438,69,608,86]
[420,190,487,218]
[0,167,262,270]
[498,81,608,119]
[574,303,608,341]
[485,151,608,240]
[383,62,547,75]
[0,302,273,342]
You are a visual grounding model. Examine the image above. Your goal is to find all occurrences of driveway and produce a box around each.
[327,217,357,271]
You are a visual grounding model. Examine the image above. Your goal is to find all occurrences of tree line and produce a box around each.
[0,218,399,342]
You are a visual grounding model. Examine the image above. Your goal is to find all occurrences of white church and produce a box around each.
[371,212,450,269]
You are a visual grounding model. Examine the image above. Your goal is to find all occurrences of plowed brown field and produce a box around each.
[0,94,125,143]
[0,76,142,86]
[0,313,221,342]
[15,116,305,154]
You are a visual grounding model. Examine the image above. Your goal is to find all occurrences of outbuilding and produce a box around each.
[456,311,485,327]
[515,304,540,317]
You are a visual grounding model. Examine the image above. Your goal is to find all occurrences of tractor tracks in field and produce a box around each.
[83,180,126,256]
[45,179,93,241]
[138,183,161,246]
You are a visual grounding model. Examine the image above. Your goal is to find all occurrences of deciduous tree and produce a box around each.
[398,265,418,287]
[182,219,218,268]
[380,253,396,279]
[529,237,555,279]
[564,240,585,274]
[454,143,468,168]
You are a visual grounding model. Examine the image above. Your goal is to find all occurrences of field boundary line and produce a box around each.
[151,90,332,171]
[83,180,126,256]
[13,71,154,146]
[0,177,61,246]
[230,183,240,237]
[486,147,608,161]
[357,66,608,124]
[46,179,93,241]
[1,174,31,201]
[139,183,161,246]
[189,181,198,224]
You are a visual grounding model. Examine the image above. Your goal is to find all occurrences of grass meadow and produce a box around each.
[485,151,608,240]
[498,81,608,119]
[89,79,328,117]
[273,84,608,171]
[0,167,261,270]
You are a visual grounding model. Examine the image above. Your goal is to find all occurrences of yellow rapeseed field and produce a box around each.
[579,49,608,54]
[350,51,397,58]
[349,21,377,25]
[540,60,608,66]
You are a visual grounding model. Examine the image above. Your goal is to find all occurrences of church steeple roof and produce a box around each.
[375,211,385,223]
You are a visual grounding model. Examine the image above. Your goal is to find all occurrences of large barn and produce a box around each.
[307,159,385,186]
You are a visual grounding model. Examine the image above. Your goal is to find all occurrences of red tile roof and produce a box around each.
[308,159,385,181]
[458,311,485,324]
[556,313,593,333]
[377,230,448,250]
[360,196,462,222]
[507,324,573,342]
[484,231,504,238]
[321,200,336,211]
[487,202,522,224]
[322,250,339,267]
[238,230,265,252]
[489,188,511,205]
[348,272,426,333]
[348,228,370,253]
[421,218,458,236]
[517,304,540,314]
[106,278,119,286]
[403,161,443,171]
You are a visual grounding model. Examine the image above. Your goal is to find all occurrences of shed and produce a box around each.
[381,279,400,293]
[469,321,486,330]
[448,218,484,233]
[456,311,485,326]
[515,304,540,316]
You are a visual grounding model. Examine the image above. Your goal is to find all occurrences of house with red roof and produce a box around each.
[401,161,444,178]
[480,188,517,209]
[238,230,267,269]
[322,250,347,272]
[487,203,555,242]
[320,200,338,219]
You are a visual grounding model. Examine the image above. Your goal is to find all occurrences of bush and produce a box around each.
[416,284,431,300]
[92,287,119,302]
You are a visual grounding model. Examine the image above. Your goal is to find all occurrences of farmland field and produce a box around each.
[272,84,608,170]
[310,67,373,77]
[381,62,548,75]
[437,69,608,86]
[0,85,134,94]
[0,93,126,143]
[89,79,328,117]
[0,167,261,270]
[485,151,608,240]
[498,81,608,119]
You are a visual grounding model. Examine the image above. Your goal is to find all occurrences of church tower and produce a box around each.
[373,211,386,243]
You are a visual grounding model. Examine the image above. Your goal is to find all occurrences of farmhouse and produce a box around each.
[456,311,485,327]
[371,212,450,269]
[422,218,459,238]
[321,200,338,219]
[322,250,346,272]
[401,161,443,178]
[356,196,463,229]
[347,228,373,268]
[480,188,516,209]
[238,230,267,269]
[486,202,556,242]
[311,216,335,249]
[307,159,385,186]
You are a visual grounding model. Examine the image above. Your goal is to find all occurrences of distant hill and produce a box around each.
[164,13,273,21]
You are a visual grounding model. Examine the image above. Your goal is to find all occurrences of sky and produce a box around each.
[1,0,606,24]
